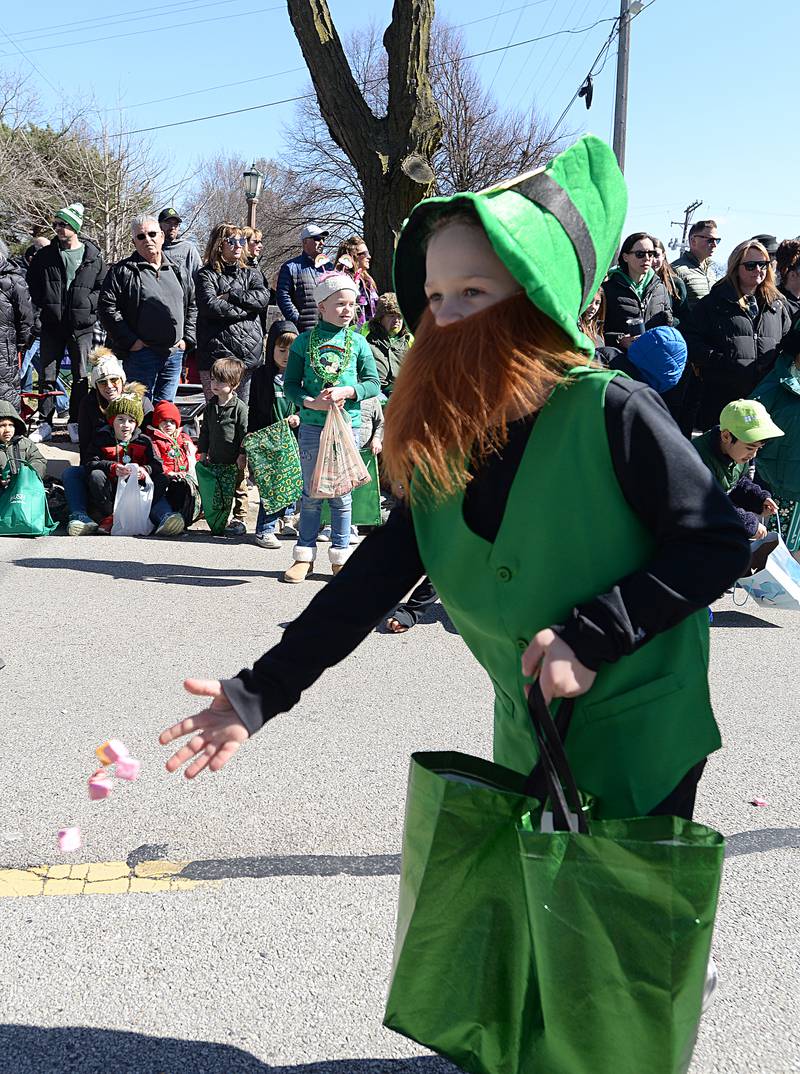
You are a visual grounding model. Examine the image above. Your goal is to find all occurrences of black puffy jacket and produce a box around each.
[195,263,270,371]
[0,259,35,408]
[26,240,104,335]
[602,268,673,344]
[684,279,791,397]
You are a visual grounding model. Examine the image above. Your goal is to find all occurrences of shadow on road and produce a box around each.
[0,1025,458,1073]
[13,557,284,586]
[710,610,780,628]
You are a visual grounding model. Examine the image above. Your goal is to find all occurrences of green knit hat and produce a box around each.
[393,135,627,354]
[55,202,85,234]
[106,386,145,428]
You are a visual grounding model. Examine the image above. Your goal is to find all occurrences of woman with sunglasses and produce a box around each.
[602,232,673,349]
[685,239,791,426]
[195,223,270,403]
[334,235,379,326]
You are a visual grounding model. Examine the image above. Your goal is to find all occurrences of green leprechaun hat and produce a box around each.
[393,134,627,354]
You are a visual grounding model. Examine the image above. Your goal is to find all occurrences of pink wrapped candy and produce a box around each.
[58,827,82,853]
[750,797,768,807]
[115,756,141,782]
[95,739,129,766]
[88,770,114,800]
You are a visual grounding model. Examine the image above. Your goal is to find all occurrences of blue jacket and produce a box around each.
[276,252,333,332]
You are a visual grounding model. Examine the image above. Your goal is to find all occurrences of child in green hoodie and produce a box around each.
[0,401,47,485]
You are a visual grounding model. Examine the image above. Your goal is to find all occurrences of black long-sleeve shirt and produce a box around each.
[223,378,751,735]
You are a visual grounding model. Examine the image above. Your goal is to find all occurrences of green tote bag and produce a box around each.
[195,461,238,536]
[320,449,382,527]
[384,684,725,1074]
[0,457,57,537]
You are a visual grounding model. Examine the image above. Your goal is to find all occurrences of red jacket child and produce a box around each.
[149,401,196,478]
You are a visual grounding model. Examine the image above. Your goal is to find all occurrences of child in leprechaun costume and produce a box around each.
[160,136,750,823]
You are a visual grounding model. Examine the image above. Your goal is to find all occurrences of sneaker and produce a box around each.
[255,532,280,549]
[155,512,185,537]
[225,519,247,537]
[30,421,52,443]
[317,525,331,542]
[98,515,113,534]
[67,513,99,537]
[350,525,361,543]
[702,956,718,1013]
[279,518,299,538]
[283,560,313,583]
[67,422,80,444]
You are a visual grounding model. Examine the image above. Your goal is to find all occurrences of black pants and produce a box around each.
[87,469,168,519]
[648,759,707,822]
[37,328,93,420]
[392,576,438,628]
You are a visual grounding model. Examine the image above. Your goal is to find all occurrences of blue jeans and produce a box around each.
[123,346,183,403]
[256,500,297,537]
[62,464,89,516]
[296,421,357,551]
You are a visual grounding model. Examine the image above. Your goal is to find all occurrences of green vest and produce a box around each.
[412,367,720,818]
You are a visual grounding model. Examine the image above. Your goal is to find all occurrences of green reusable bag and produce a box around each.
[243,421,303,516]
[195,461,238,536]
[384,685,725,1074]
[0,455,57,537]
[320,449,382,526]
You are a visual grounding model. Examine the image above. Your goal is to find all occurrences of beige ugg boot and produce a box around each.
[329,545,351,578]
[283,545,314,584]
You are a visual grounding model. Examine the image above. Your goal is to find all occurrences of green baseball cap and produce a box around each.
[719,399,784,443]
[393,135,628,354]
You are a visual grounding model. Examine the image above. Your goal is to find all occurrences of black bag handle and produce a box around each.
[523,682,588,834]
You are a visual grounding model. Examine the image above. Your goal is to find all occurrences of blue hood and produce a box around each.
[627,326,687,394]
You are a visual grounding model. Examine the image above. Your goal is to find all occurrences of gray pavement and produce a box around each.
[0,478,797,1073]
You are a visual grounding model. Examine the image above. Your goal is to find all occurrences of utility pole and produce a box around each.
[668,200,703,252]
[612,1,642,173]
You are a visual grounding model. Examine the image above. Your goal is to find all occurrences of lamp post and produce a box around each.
[242,163,264,229]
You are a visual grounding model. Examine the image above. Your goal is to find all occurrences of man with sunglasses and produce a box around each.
[158,207,201,283]
[671,219,722,311]
[26,201,105,439]
[98,214,197,405]
[276,223,334,332]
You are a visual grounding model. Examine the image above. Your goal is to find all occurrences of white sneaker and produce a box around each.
[350,525,361,543]
[317,525,332,542]
[67,422,80,443]
[30,421,52,443]
[255,532,280,549]
[702,956,718,1013]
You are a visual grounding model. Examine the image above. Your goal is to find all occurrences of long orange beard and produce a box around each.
[382,292,585,501]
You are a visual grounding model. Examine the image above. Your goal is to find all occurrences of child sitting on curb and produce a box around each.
[0,401,46,485]
[693,399,783,571]
[150,400,200,530]
[86,385,184,536]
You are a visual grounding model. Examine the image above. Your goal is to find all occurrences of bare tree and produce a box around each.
[282,21,564,287]
[287,0,442,291]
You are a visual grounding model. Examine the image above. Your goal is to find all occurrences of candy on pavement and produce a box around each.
[95,739,129,766]
[750,797,768,807]
[88,770,114,800]
[58,827,82,852]
[115,756,141,782]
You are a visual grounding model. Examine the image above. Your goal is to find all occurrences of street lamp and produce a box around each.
[242,163,264,229]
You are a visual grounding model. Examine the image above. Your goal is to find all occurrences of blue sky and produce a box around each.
[2,0,796,264]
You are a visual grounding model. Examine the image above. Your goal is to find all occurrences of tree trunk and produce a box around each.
[287,0,442,291]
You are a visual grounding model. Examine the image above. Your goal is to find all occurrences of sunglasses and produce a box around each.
[742,260,770,272]
[135,231,159,240]
[355,248,369,256]
[52,221,68,229]
[698,236,721,245]
[631,250,656,260]
[224,236,246,247]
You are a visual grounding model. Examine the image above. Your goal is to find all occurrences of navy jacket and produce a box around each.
[276,252,333,332]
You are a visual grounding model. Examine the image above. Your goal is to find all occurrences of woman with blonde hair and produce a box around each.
[195,222,270,402]
[685,239,791,425]
[334,234,379,325]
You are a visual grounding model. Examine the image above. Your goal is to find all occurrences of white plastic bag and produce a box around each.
[734,516,800,611]
[111,464,154,536]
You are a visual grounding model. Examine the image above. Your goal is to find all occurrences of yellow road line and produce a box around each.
[0,859,215,897]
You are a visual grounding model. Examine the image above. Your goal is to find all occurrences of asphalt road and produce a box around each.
[0,478,797,1073]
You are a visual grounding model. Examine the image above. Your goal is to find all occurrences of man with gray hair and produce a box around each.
[99,214,196,403]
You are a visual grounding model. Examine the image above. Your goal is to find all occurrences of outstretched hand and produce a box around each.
[159,679,250,779]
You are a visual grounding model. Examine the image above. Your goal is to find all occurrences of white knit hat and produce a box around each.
[313,272,358,305]
[89,346,125,389]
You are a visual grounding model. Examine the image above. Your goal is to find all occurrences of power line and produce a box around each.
[486,3,528,96]
[112,16,617,138]
[457,0,553,31]
[0,4,284,58]
[0,19,59,94]
[6,0,250,43]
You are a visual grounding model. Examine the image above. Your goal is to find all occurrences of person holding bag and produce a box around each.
[159,139,751,1069]
[280,273,379,582]
[0,400,54,536]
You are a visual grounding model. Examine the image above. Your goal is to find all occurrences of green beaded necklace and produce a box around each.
[308,325,354,385]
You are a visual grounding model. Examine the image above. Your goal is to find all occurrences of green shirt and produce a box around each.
[284,320,380,429]
[197,395,248,465]
[60,243,84,290]
[692,428,746,492]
